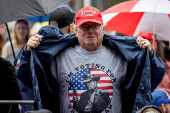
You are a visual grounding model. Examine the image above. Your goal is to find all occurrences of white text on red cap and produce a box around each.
[81,10,96,16]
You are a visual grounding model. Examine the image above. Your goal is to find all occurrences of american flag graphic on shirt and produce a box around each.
[68,68,113,105]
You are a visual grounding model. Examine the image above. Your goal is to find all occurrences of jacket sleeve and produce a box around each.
[15,45,35,113]
[149,49,165,92]
[15,45,35,97]
[16,45,33,88]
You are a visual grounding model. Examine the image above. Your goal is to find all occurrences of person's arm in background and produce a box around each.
[136,36,165,92]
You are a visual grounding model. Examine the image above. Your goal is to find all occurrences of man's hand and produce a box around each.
[136,36,152,52]
[27,34,43,51]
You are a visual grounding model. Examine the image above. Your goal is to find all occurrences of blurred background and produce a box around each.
[0,0,170,63]
[0,1,170,112]
[1,0,129,37]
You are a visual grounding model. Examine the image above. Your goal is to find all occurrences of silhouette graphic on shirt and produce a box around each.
[72,74,110,113]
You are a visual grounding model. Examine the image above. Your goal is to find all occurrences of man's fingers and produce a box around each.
[30,36,41,42]
[136,36,152,52]
[27,41,36,48]
[29,40,39,47]
[143,42,150,49]
[137,36,145,44]
[34,34,43,41]
[29,34,43,46]
[136,36,142,43]
[26,34,43,51]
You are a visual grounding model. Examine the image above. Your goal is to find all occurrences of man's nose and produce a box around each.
[87,26,93,32]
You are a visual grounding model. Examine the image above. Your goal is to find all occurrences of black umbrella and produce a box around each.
[0,0,70,62]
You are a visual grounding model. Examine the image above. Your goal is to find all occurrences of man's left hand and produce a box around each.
[136,36,152,52]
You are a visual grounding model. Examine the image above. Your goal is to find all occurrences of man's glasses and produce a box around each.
[79,24,102,30]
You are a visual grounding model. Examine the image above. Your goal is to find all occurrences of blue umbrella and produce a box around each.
[26,4,75,23]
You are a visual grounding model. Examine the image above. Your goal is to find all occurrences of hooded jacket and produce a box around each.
[15,25,165,113]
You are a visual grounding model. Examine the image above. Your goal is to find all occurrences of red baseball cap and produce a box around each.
[137,31,153,40]
[75,6,103,27]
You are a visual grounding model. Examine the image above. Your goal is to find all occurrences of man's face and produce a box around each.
[75,22,105,51]
[85,80,97,90]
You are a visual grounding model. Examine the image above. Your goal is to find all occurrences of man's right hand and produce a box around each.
[27,34,43,51]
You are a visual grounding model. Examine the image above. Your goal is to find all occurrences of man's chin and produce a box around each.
[85,41,98,46]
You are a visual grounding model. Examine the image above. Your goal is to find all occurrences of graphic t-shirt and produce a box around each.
[51,45,127,113]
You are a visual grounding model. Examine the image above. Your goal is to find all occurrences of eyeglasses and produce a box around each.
[79,24,102,30]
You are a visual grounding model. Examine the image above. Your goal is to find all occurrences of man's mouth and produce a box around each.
[86,36,95,38]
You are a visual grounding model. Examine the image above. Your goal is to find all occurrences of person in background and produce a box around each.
[151,89,170,113]
[136,105,163,113]
[16,7,75,113]
[0,54,21,113]
[158,59,170,95]
[138,31,170,95]
[2,19,29,64]
[49,7,75,34]
[0,33,5,56]
[0,24,8,44]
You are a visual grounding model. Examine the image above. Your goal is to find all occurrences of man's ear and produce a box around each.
[75,27,78,38]
[68,24,76,34]
[160,104,165,113]
[49,21,58,26]
[68,24,71,33]
[103,25,105,36]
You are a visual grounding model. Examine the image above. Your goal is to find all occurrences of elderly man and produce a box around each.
[16,6,165,113]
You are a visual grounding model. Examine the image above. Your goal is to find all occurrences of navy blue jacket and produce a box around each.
[15,25,165,113]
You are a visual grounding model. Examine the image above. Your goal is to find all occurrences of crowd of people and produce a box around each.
[0,5,169,113]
